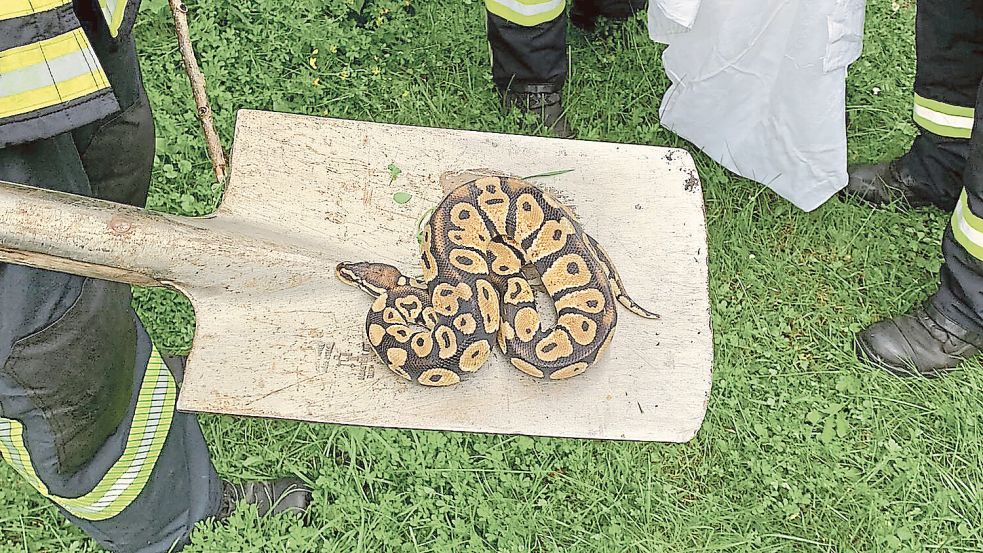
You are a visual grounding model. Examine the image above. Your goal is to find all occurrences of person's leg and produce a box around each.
[844,0,983,210]
[0,29,309,552]
[485,0,573,137]
[856,75,983,376]
[934,74,983,338]
[0,131,222,553]
[0,26,228,547]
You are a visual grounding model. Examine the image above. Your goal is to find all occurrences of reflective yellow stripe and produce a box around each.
[98,0,128,37]
[0,0,72,20]
[0,420,49,494]
[0,29,110,119]
[0,348,177,521]
[0,28,95,71]
[915,93,975,118]
[486,0,565,26]
[0,71,109,118]
[952,190,983,261]
[913,94,975,139]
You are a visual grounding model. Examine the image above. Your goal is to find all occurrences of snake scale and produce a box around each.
[336,176,658,386]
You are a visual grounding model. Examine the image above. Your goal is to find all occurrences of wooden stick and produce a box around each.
[168,0,228,184]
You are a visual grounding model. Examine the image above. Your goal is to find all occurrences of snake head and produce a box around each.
[336,262,403,297]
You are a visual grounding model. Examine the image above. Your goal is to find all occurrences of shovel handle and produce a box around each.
[0,181,204,287]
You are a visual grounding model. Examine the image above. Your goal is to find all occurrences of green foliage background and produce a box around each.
[1,0,981,551]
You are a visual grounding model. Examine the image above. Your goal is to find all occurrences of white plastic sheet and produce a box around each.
[649,0,866,211]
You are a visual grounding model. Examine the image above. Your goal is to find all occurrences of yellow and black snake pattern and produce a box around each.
[336,176,658,386]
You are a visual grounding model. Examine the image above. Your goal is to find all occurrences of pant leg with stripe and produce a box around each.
[899,0,983,210]
[486,0,568,92]
[934,73,983,335]
[0,32,221,553]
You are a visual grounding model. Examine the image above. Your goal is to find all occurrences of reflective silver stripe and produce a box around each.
[0,28,110,120]
[912,93,975,139]
[0,50,94,97]
[913,104,974,132]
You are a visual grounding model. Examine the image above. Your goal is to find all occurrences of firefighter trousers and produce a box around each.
[895,0,983,336]
[0,27,220,553]
[485,0,645,92]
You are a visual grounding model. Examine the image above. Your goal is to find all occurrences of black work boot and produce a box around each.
[571,0,646,31]
[217,479,312,520]
[841,159,943,210]
[500,85,575,139]
[856,301,983,377]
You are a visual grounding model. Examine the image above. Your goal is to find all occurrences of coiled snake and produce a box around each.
[336,176,658,386]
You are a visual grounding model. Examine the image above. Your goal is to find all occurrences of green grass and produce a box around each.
[2,0,982,551]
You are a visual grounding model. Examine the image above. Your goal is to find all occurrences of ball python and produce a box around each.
[336,176,658,386]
